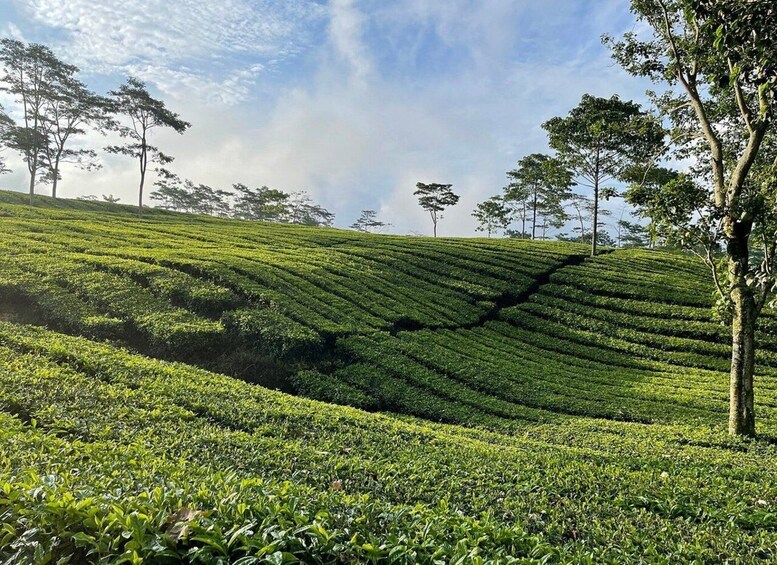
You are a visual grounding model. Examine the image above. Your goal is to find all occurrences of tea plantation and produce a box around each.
[3,191,777,563]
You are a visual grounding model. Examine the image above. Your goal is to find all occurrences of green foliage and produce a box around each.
[223,308,323,361]
[350,209,390,233]
[7,194,777,560]
[3,323,777,562]
[106,77,190,212]
[413,182,460,237]
[472,196,511,237]
[543,94,665,255]
[504,153,573,240]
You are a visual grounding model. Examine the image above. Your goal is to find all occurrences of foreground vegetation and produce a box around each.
[3,322,777,563]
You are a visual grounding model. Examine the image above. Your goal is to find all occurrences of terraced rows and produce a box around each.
[3,191,777,437]
[7,191,777,561]
[0,194,584,355]
[3,322,777,563]
[320,250,777,434]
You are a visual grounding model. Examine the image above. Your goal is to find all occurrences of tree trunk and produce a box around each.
[727,223,756,437]
[591,184,599,256]
[531,187,538,240]
[521,201,526,239]
[138,143,147,216]
[28,166,36,206]
[138,168,145,215]
[52,156,60,199]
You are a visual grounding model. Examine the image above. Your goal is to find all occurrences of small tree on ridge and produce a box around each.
[414,182,459,237]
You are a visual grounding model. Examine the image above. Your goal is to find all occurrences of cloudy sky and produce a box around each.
[0,0,653,236]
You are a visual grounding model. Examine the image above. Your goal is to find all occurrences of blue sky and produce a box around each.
[0,0,653,236]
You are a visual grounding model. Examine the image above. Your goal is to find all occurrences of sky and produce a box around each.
[0,0,655,236]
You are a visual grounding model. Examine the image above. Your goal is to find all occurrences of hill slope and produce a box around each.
[3,191,777,432]
[3,321,777,563]
[3,190,777,561]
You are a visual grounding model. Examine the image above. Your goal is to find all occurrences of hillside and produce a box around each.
[4,191,777,431]
[3,191,777,562]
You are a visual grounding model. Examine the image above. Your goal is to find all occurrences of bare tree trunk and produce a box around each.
[521,201,526,239]
[591,149,600,256]
[138,169,145,215]
[727,223,756,436]
[138,141,147,216]
[52,156,60,199]
[531,187,538,240]
[28,164,36,206]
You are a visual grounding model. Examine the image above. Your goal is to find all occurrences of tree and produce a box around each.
[102,194,120,203]
[622,165,682,246]
[0,39,66,204]
[106,77,190,215]
[616,218,650,248]
[350,209,391,232]
[414,182,460,237]
[150,168,190,211]
[543,94,665,256]
[504,154,574,240]
[472,196,511,237]
[606,0,777,436]
[0,104,12,175]
[39,73,110,199]
[284,191,335,227]
[232,183,290,222]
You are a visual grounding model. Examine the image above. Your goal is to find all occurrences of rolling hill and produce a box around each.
[3,190,777,563]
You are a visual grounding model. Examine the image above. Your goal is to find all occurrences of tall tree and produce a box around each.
[39,73,110,199]
[472,196,511,237]
[0,39,66,204]
[504,154,574,240]
[0,104,12,175]
[607,0,777,436]
[106,77,190,215]
[414,182,460,237]
[350,209,391,232]
[543,94,664,256]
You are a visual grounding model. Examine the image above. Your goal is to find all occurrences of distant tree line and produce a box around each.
[0,39,191,212]
[0,38,336,226]
[468,94,664,252]
[147,174,335,226]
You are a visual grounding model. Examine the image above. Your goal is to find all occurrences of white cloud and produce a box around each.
[13,0,325,104]
[1,1,659,238]
[328,0,372,85]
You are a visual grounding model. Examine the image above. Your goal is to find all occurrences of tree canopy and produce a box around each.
[504,153,573,240]
[350,209,391,233]
[472,196,511,238]
[106,77,190,215]
[543,94,664,255]
[414,182,460,237]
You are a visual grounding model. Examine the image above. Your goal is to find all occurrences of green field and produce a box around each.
[3,191,777,563]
